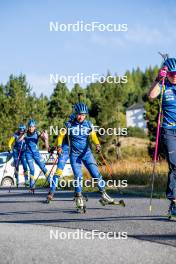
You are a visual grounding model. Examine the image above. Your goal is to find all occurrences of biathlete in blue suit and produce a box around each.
[148,57,176,217]
[22,119,49,192]
[55,103,115,211]
[8,124,29,187]
[46,113,76,202]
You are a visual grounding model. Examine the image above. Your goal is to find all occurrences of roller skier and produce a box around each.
[55,103,125,213]
[46,113,76,203]
[8,124,29,187]
[21,119,50,193]
[148,57,176,219]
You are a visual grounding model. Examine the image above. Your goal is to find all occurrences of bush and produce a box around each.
[127,126,147,138]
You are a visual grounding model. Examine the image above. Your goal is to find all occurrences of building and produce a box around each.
[126,103,147,130]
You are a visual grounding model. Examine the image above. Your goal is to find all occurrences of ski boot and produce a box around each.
[45,191,54,203]
[25,181,30,188]
[168,201,176,220]
[74,193,86,213]
[73,193,88,202]
[83,193,88,202]
[99,191,125,207]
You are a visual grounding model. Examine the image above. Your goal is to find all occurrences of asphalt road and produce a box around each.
[0,188,175,264]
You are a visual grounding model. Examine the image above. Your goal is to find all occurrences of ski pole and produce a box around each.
[98,152,124,194]
[99,152,113,177]
[30,152,54,189]
[40,155,59,189]
[149,77,165,212]
[9,142,23,193]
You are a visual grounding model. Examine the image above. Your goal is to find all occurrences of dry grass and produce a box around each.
[120,137,149,148]
[36,157,168,195]
[37,136,169,195]
[97,158,168,192]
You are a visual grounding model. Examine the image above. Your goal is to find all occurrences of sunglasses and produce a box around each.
[168,72,176,77]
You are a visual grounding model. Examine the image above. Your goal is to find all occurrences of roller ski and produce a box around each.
[74,193,87,213]
[99,191,125,207]
[168,201,176,220]
[9,181,19,193]
[45,191,54,204]
[29,188,35,195]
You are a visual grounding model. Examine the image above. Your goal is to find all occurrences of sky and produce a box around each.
[0,0,176,96]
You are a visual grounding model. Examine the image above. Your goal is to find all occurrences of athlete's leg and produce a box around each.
[25,151,35,188]
[70,153,83,194]
[161,128,176,201]
[12,149,20,186]
[20,151,29,185]
[50,148,69,194]
[82,150,105,192]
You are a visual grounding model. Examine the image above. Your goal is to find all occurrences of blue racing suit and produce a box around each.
[56,119,105,194]
[160,79,176,201]
[8,132,28,185]
[49,141,69,194]
[49,118,75,194]
[24,130,48,188]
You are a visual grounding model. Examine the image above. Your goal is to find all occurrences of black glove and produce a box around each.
[8,149,12,154]
[48,146,55,154]
[96,144,101,153]
[57,146,63,155]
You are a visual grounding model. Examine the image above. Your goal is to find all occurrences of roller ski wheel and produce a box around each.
[83,194,88,202]
[117,200,126,207]
[29,188,35,195]
[168,213,176,220]
[75,194,87,214]
[76,205,86,214]
[167,202,176,220]
[45,197,51,204]
[168,214,171,220]
[45,192,54,204]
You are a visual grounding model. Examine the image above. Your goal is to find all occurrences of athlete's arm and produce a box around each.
[54,128,67,147]
[148,81,161,100]
[54,128,67,155]
[90,130,101,153]
[8,136,15,150]
[90,130,100,145]
[148,67,168,100]
[40,130,49,149]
